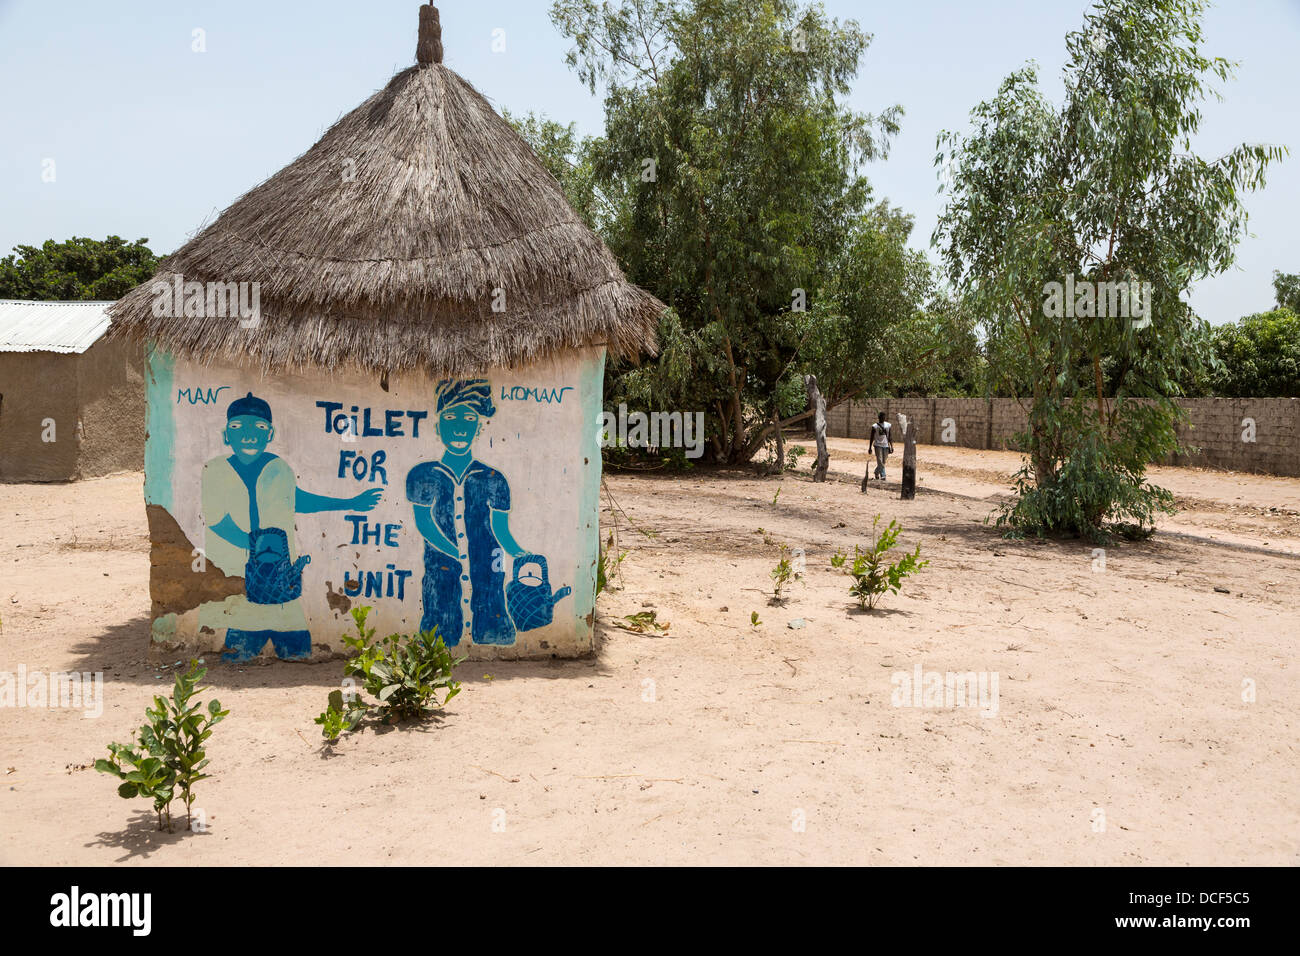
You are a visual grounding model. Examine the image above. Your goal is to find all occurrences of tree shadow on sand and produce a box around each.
[85,807,211,862]
[844,604,910,618]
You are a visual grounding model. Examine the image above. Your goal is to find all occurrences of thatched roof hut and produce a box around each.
[126,4,659,664]
[109,3,662,377]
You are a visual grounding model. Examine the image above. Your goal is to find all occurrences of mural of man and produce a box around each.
[406,379,536,646]
[202,392,381,661]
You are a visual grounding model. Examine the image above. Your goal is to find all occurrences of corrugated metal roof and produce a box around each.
[0,299,114,354]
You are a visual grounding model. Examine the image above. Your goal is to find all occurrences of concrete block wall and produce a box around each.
[886,398,936,445]
[990,400,1029,451]
[829,397,1300,477]
[946,398,992,449]
[1171,398,1300,476]
[824,401,849,440]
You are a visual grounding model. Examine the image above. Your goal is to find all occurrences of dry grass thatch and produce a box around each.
[109,4,663,377]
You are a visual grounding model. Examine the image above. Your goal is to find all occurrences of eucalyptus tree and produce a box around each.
[934,0,1285,539]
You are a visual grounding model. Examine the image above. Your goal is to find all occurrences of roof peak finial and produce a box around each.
[416,3,443,67]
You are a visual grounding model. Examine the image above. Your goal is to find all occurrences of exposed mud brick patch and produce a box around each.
[147,503,244,617]
[324,581,352,614]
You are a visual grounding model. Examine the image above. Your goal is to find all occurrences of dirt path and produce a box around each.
[1,449,1296,865]
[824,436,1300,555]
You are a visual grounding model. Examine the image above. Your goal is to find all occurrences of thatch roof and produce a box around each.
[108,3,662,376]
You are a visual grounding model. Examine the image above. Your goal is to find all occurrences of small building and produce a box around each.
[107,5,663,662]
[0,299,144,482]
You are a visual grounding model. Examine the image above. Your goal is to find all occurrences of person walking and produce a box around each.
[869,411,893,481]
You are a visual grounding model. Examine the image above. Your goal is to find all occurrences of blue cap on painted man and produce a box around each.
[227,391,272,423]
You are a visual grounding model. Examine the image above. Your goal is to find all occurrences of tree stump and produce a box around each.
[900,421,917,500]
[804,374,829,482]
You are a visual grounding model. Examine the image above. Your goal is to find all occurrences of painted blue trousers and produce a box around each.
[222,628,312,662]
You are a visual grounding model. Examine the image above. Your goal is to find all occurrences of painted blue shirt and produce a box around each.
[406,459,515,646]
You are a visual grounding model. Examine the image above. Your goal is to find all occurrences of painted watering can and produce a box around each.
[507,553,571,632]
[244,527,311,605]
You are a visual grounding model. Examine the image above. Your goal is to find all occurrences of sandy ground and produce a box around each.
[1,438,1296,865]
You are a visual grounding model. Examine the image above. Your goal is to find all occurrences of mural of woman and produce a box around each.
[406,379,560,646]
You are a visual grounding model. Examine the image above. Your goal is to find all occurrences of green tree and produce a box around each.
[1273,270,1300,312]
[934,0,1284,540]
[552,0,901,462]
[503,111,604,231]
[0,236,160,300]
[1206,308,1300,397]
[890,291,989,398]
[795,202,939,409]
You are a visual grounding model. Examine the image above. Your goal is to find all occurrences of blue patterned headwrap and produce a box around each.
[435,379,495,417]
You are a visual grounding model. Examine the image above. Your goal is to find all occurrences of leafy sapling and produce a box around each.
[770,543,803,602]
[847,516,928,610]
[95,660,228,832]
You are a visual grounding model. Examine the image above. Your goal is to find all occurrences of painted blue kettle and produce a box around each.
[506,553,571,632]
[244,527,311,605]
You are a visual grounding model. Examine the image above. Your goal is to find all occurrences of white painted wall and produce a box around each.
[147,346,604,660]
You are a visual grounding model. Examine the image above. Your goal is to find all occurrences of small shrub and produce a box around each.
[95,660,227,832]
[786,445,807,471]
[315,607,463,742]
[845,516,928,610]
[830,549,847,569]
[770,544,802,601]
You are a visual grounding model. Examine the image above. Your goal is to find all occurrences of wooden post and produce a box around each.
[804,374,829,482]
[772,407,786,474]
[900,421,917,500]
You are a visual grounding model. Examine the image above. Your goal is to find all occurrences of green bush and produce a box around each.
[995,399,1178,542]
[1206,308,1300,398]
[315,607,463,742]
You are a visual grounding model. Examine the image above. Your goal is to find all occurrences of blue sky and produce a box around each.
[0,0,1295,324]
